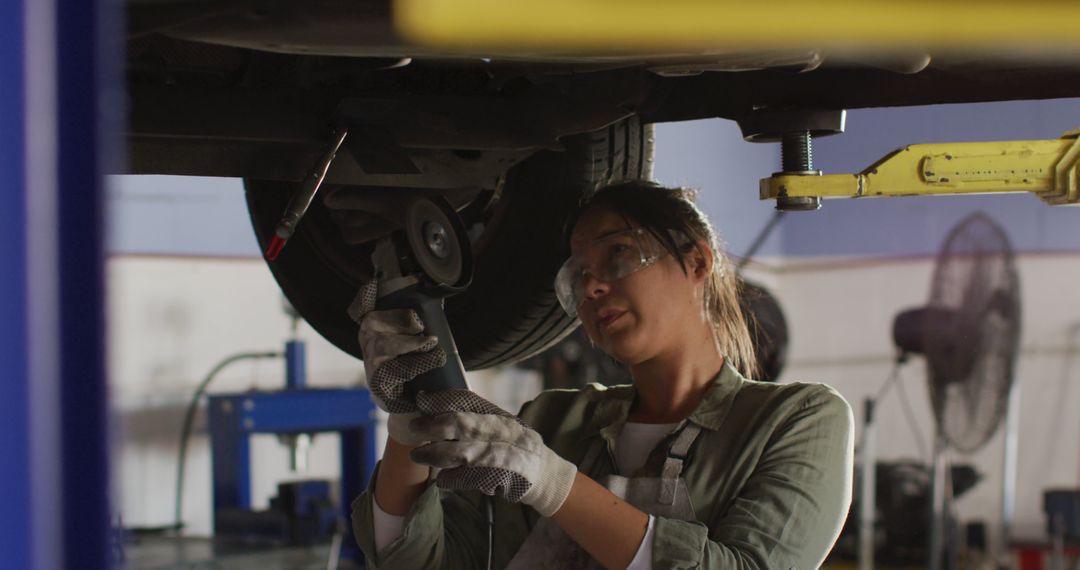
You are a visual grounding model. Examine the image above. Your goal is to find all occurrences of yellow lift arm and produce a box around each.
[760,129,1080,207]
[394,0,1080,52]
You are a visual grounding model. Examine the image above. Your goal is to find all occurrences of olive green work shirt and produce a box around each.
[352,361,854,569]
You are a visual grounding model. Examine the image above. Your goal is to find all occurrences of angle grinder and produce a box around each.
[370,196,472,398]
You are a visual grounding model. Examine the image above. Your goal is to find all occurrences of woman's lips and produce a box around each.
[598,310,626,328]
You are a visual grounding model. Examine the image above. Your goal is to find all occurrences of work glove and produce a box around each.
[348,279,446,446]
[409,395,578,518]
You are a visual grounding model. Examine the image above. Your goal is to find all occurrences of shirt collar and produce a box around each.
[584,358,746,440]
[685,358,744,431]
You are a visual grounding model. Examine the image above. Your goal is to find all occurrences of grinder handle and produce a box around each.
[375,285,469,398]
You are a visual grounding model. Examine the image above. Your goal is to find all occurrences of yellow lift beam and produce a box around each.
[760,129,1080,207]
[394,0,1080,52]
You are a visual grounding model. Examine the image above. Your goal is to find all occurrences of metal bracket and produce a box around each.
[738,109,847,211]
[759,128,1080,208]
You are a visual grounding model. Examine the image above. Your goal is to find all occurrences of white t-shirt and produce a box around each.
[372,421,678,569]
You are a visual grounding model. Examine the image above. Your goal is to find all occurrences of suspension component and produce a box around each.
[738,109,847,212]
[372,196,474,397]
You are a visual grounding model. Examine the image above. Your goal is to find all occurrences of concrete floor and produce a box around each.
[122,536,363,570]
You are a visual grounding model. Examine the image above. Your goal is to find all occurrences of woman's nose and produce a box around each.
[581,272,610,300]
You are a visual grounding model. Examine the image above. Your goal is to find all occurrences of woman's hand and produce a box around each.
[410,399,651,569]
[409,404,578,518]
[348,279,445,445]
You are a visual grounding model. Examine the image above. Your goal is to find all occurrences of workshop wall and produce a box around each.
[652,117,780,260]
[108,176,260,258]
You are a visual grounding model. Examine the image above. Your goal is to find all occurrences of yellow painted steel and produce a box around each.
[394,0,1080,52]
[759,130,1080,206]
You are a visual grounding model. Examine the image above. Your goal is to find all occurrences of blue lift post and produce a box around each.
[1,1,33,567]
[208,341,380,562]
[58,0,118,563]
[2,0,114,567]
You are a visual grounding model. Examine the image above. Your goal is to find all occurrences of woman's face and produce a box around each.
[568,206,711,365]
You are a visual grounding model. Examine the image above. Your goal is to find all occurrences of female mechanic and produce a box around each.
[350,180,854,569]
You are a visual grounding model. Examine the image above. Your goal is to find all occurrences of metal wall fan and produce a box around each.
[894,211,1022,570]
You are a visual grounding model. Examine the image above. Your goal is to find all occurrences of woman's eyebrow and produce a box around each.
[572,226,632,247]
[592,228,631,240]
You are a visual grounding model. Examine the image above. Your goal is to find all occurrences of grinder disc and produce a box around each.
[403,197,470,287]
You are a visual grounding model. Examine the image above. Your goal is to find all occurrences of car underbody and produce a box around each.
[121,0,1080,369]
[125,1,1080,186]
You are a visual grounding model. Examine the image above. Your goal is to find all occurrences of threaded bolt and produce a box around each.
[781,131,813,173]
[776,130,820,211]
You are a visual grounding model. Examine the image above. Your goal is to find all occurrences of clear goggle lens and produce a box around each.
[554,228,670,317]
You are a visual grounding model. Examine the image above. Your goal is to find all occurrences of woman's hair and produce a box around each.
[564,180,759,379]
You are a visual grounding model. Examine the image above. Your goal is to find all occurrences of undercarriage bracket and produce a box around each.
[760,129,1080,207]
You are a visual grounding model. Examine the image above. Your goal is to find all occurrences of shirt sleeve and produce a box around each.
[650,385,855,570]
[626,515,656,570]
[351,461,492,570]
[350,389,582,569]
[371,494,405,555]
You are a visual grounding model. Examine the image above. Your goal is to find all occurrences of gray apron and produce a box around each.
[505,424,703,569]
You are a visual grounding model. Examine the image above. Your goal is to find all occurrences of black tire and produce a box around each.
[245,116,654,369]
[738,279,789,382]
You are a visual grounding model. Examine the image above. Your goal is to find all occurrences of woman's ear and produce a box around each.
[689,241,713,281]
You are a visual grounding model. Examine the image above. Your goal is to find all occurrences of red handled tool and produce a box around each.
[264,127,349,261]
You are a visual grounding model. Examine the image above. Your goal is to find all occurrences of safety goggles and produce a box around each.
[554,227,672,317]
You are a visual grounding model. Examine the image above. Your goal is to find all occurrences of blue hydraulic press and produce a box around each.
[207,337,378,561]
